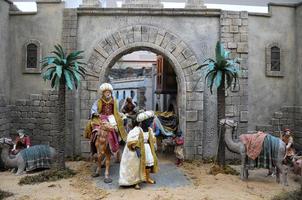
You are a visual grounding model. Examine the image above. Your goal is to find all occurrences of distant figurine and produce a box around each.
[11,129,31,155]
[281,128,295,164]
[121,97,136,115]
[174,131,184,167]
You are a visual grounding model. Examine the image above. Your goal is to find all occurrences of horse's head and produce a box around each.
[219,119,237,128]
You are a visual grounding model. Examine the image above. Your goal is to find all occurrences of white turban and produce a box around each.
[99,83,113,94]
[136,110,154,122]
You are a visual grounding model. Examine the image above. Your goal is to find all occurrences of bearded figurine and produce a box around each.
[119,111,159,190]
[84,83,127,160]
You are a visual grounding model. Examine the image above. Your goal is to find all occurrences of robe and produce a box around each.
[119,127,159,186]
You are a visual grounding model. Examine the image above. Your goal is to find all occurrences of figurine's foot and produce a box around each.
[134,184,141,190]
[146,178,156,184]
[91,173,100,177]
[104,177,112,183]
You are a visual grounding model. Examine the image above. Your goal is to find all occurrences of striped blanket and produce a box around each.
[20,145,52,171]
[246,134,283,169]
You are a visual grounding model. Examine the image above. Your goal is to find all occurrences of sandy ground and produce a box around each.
[0,160,301,200]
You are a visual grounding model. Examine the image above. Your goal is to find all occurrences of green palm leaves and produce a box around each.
[42,44,86,90]
[196,42,240,94]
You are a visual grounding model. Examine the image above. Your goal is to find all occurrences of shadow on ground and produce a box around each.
[93,157,191,190]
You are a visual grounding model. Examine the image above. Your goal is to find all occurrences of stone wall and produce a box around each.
[8,91,70,154]
[0,95,10,137]
[256,106,302,150]
[61,8,80,156]
[202,10,249,159]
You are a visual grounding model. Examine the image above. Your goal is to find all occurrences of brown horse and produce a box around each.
[92,121,113,183]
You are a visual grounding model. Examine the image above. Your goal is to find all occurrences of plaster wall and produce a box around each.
[0,1,11,99]
[296,4,302,106]
[248,6,297,130]
[9,2,64,102]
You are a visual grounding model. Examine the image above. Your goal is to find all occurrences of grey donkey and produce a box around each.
[0,137,57,175]
[219,119,288,186]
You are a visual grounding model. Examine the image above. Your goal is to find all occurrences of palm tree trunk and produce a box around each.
[217,75,226,166]
[57,79,66,169]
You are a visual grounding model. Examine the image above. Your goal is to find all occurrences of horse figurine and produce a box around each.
[91,115,119,183]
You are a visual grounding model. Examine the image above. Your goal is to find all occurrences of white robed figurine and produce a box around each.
[119,111,159,190]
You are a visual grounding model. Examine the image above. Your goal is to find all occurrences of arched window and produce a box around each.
[266,43,283,77]
[116,91,119,99]
[123,91,126,99]
[27,43,38,68]
[271,46,280,71]
[24,39,42,73]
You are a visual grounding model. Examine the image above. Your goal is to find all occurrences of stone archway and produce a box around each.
[80,25,203,159]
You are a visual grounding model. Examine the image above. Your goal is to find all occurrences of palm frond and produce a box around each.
[41,44,87,91]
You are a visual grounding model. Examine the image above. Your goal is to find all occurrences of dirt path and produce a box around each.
[0,161,300,200]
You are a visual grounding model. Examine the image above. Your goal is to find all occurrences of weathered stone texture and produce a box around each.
[9,91,73,155]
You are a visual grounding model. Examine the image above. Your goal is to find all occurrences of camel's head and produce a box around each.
[219,119,237,128]
[0,137,13,147]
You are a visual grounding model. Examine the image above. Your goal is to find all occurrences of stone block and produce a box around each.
[274,111,283,119]
[141,25,149,42]
[240,111,248,122]
[186,111,198,122]
[155,34,164,46]
[228,42,237,49]
[133,25,142,43]
[232,19,242,26]
[240,33,248,42]
[233,33,241,42]
[50,95,58,101]
[237,42,248,53]
[33,100,40,106]
[16,99,27,106]
[30,94,42,100]
[240,11,248,19]
[220,18,232,26]
[230,26,239,33]
[221,26,230,33]
[148,27,158,43]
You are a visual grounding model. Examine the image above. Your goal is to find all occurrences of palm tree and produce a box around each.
[42,44,86,169]
[196,41,240,166]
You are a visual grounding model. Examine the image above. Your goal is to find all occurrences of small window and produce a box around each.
[130,90,135,98]
[265,43,284,77]
[27,44,38,69]
[24,39,42,74]
[271,46,280,71]
[116,91,119,99]
[123,91,126,99]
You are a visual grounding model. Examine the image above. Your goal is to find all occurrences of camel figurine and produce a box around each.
[0,137,57,175]
[219,119,288,186]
